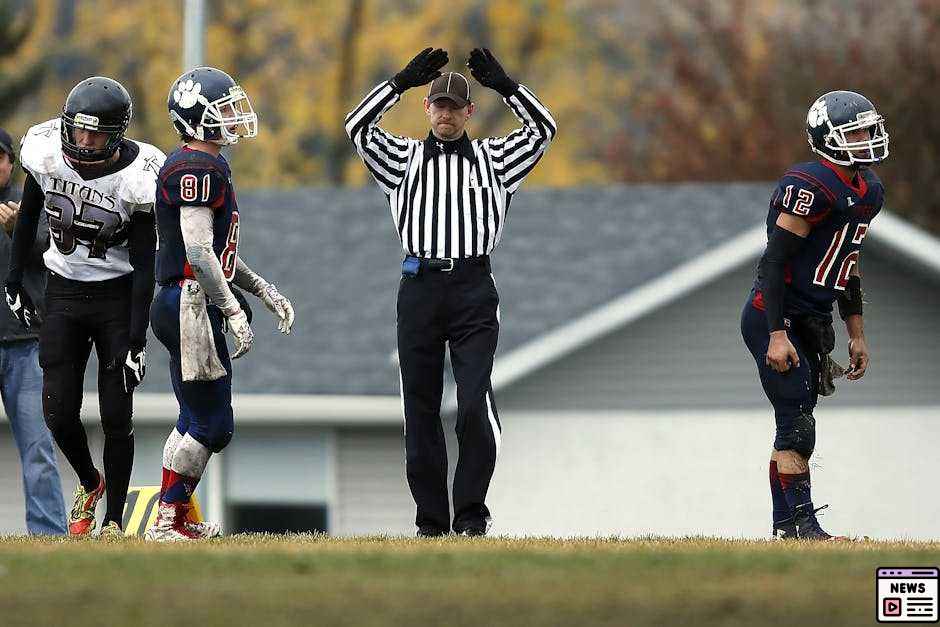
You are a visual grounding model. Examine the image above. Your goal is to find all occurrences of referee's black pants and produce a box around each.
[397,258,502,533]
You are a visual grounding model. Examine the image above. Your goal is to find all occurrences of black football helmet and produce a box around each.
[168,67,257,145]
[805,90,889,167]
[61,76,132,163]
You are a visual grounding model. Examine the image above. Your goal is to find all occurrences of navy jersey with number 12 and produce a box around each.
[752,159,885,320]
[155,146,239,285]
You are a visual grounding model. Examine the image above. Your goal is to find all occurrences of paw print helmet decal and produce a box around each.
[805,91,889,167]
[168,67,258,145]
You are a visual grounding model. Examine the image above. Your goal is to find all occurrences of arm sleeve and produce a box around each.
[757,226,807,332]
[232,256,269,297]
[180,205,240,317]
[8,172,43,285]
[127,209,156,349]
[344,80,412,195]
[483,84,557,194]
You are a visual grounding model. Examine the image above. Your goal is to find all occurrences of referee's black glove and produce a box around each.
[392,48,449,92]
[4,281,39,329]
[467,48,518,97]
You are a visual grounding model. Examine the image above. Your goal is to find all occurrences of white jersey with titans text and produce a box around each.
[19,118,165,282]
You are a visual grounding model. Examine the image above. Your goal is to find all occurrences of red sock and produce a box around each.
[160,467,172,496]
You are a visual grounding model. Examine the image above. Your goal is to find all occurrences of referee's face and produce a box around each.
[425,98,474,141]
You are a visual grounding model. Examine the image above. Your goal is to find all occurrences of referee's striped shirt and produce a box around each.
[345,80,556,259]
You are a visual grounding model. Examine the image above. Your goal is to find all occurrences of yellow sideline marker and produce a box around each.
[120,486,204,536]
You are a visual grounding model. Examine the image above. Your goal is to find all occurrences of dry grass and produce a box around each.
[0,534,936,626]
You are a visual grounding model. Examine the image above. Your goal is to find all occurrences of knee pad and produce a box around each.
[189,412,234,453]
[774,411,816,458]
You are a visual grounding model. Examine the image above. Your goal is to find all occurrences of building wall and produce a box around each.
[483,407,940,539]
[497,242,940,410]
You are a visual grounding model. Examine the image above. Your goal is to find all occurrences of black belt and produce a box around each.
[402,255,490,275]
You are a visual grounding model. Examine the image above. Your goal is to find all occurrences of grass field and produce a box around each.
[1,535,937,626]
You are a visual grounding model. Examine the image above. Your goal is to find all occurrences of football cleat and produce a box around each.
[144,502,201,542]
[793,504,848,541]
[98,521,125,540]
[772,519,798,540]
[416,526,448,538]
[184,519,222,539]
[68,471,105,537]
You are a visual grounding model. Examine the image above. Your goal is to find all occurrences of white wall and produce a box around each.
[486,408,940,540]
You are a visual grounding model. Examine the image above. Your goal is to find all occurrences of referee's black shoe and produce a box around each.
[416,526,448,538]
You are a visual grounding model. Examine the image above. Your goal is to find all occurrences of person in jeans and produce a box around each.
[0,127,67,535]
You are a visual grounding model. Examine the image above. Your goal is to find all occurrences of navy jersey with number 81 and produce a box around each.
[155,146,239,285]
[753,159,885,320]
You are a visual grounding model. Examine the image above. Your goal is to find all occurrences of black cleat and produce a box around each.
[416,526,448,538]
[454,517,491,537]
[772,517,798,540]
[793,504,847,541]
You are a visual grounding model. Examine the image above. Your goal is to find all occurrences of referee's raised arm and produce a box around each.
[469,47,557,194]
[344,48,448,195]
[345,47,554,538]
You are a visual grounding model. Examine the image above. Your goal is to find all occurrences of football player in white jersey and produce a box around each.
[5,76,165,537]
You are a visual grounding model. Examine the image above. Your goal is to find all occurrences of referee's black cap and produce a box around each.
[0,128,14,163]
[428,72,471,108]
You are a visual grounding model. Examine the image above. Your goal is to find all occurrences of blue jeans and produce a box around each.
[1,340,67,535]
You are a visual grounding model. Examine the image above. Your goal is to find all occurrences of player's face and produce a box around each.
[72,128,110,151]
[0,153,12,188]
[844,127,872,160]
[425,98,473,140]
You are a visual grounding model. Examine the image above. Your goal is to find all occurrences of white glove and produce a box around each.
[226,308,254,359]
[259,284,295,334]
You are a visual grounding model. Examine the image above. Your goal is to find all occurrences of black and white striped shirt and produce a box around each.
[345,80,556,259]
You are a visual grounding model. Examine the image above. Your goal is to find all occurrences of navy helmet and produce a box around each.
[168,66,257,145]
[61,76,132,163]
[805,90,889,167]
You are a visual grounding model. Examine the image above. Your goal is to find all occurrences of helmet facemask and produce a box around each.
[200,86,257,145]
[811,109,889,167]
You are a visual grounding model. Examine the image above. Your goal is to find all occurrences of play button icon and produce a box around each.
[883,597,902,617]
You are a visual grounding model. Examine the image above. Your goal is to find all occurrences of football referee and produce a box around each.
[346,47,555,536]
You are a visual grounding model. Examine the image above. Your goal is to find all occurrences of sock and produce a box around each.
[161,434,210,505]
[103,433,134,526]
[768,461,792,525]
[51,421,100,492]
[161,428,185,496]
[778,470,813,514]
[161,469,200,505]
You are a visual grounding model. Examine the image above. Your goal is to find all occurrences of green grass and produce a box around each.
[0,535,937,626]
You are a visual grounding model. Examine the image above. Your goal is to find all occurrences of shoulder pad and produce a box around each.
[774,165,835,222]
[19,119,62,178]
[159,153,229,209]
[117,141,166,205]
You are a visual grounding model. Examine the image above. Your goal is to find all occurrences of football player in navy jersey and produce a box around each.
[146,67,294,541]
[6,77,165,537]
[742,91,888,540]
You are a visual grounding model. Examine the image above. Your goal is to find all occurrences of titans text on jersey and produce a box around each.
[18,118,164,281]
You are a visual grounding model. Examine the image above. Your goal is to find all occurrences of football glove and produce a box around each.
[123,346,146,393]
[392,47,449,92]
[259,284,295,334]
[5,282,39,329]
[467,48,518,97]
[226,308,254,359]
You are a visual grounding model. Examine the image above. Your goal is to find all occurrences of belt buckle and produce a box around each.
[441,258,455,272]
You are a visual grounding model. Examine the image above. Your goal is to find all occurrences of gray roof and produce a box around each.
[96,183,773,396]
